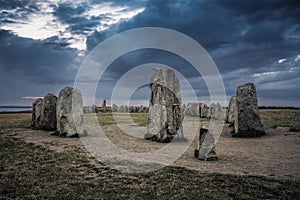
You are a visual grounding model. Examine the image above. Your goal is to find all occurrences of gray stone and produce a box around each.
[210,103,225,120]
[124,105,129,112]
[226,96,236,125]
[129,106,136,113]
[83,105,98,113]
[102,100,106,112]
[233,83,265,137]
[112,104,118,112]
[56,87,84,137]
[32,98,43,129]
[39,94,57,130]
[139,105,144,112]
[182,104,186,114]
[196,126,217,161]
[185,103,200,116]
[146,68,183,142]
[199,103,209,118]
[118,105,125,112]
[92,104,98,113]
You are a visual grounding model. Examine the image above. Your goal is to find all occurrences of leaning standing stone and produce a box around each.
[56,87,84,137]
[40,94,57,130]
[118,105,125,112]
[233,83,265,137]
[146,68,183,142]
[32,98,43,129]
[195,126,217,161]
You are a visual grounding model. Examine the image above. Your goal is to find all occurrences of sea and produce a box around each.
[0,106,32,113]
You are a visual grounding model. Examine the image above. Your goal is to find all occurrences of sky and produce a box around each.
[0,0,299,107]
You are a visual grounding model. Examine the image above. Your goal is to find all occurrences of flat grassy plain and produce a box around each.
[0,110,300,199]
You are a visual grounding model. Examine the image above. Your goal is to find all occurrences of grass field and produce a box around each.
[0,110,300,199]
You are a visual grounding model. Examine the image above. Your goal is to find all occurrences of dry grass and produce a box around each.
[1,110,300,199]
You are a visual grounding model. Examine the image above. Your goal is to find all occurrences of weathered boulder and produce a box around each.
[102,100,106,112]
[210,103,225,120]
[233,83,265,137]
[39,94,57,130]
[56,87,84,137]
[185,103,200,116]
[226,96,236,125]
[118,105,125,112]
[112,104,118,112]
[199,103,209,118]
[32,98,43,129]
[146,68,183,142]
[195,126,217,161]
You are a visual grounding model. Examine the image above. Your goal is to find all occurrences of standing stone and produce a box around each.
[233,83,265,137]
[112,104,118,112]
[56,87,84,137]
[182,104,186,115]
[199,103,209,118]
[195,126,217,161]
[118,105,125,112]
[129,106,135,113]
[32,98,43,129]
[139,105,144,112]
[102,100,107,112]
[40,94,57,130]
[226,96,236,125]
[146,68,183,142]
[83,106,92,113]
[124,105,129,112]
[185,103,200,116]
[210,103,225,120]
[92,104,98,113]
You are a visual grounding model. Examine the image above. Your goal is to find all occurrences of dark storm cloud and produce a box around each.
[0,30,78,85]
[0,0,299,106]
[86,0,299,105]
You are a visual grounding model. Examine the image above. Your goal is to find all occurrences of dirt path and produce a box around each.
[12,119,300,180]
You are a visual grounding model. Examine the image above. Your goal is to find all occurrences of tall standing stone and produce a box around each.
[233,83,265,137]
[199,103,209,118]
[124,105,129,112]
[92,104,98,113]
[102,100,107,112]
[56,87,84,137]
[118,105,125,112]
[32,98,43,129]
[40,94,57,130]
[146,68,183,142]
[226,96,236,125]
[210,103,225,120]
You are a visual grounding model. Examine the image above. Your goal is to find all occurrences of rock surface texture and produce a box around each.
[226,96,236,125]
[40,94,57,130]
[146,68,183,142]
[233,83,265,137]
[185,103,200,116]
[200,103,209,118]
[56,87,84,137]
[210,103,225,120]
[195,126,217,161]
[32,98,43,129]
